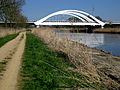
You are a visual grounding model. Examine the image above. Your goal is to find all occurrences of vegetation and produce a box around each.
[0,0,27,27]
[0,33,18,47]
[33,28,97,76]
[19,33,101,90]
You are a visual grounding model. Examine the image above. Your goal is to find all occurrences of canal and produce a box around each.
[56,30,120,56]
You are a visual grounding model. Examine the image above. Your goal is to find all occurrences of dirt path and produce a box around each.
[0,32,24,62]
[0,32,26,90]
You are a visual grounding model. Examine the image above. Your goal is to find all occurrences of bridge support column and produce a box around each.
[36,25,40,28]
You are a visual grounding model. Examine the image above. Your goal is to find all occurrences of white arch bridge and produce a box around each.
[34,10,105,27]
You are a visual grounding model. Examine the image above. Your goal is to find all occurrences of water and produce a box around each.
[56,31,120,56]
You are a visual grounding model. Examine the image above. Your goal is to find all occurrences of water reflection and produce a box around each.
[56,30,120,56]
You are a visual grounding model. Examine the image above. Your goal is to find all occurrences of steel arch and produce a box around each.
[34,10,105,27]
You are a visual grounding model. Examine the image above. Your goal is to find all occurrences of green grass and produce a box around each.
[0,33,18,47]
[20,33,102,90]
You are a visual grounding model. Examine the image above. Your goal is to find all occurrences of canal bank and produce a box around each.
[33,27,120,89]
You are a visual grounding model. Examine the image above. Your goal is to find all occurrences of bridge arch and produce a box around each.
[34,10,105,27]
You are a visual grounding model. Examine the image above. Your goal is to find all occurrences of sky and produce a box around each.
[22,0,120,22]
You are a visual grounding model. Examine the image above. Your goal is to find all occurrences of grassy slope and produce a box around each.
[20,33,103,90]
[0,33,18,47]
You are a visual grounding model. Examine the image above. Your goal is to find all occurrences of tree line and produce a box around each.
[0,0,27,27]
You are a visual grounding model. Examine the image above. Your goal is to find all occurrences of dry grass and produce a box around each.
[0,28,25,37]
[32,27,99,81]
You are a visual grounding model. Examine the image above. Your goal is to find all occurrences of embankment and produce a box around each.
[94,27,120,33]
[32,27,120,89]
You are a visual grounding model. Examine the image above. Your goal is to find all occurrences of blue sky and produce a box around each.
[22,0,120,22]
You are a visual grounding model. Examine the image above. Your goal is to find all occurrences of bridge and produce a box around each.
[34,10,105,28]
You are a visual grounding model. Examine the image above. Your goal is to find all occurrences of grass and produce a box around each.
[0,33,18,47]
[19,33,103,90]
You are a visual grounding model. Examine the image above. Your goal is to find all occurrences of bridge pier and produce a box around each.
[36,25,40,28]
